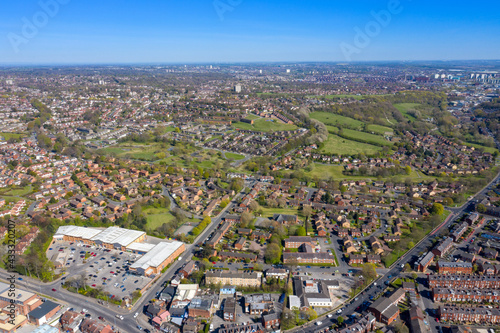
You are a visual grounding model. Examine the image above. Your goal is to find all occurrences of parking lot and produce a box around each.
[47,240,153,300]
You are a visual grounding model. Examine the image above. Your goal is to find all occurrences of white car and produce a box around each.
[316,321,322,326]
[327,314,333,318]
[134,312,139,318]
[115,315,124,320]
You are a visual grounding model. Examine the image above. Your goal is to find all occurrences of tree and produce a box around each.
[296,226,306,236]
[264,243,281,264]
[476,204,487,214]
[360,263,377,282]
[248,201,259,212]
[443,197,454,206]
[430,203,444,215]
[408,241,415,249]
[337,316,344,326]
[302,205,312,219]
[404,165,412,175]
[240,211,253,229]
[305,308,317,321]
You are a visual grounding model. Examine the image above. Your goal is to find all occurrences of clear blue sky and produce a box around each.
[1,0,499,64]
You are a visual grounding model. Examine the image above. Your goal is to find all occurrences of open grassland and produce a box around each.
[300,164,435,182]
[245,114,260,120]
[0,186,32,197]
[341,129,393,147]
[225,152,245,160]
[320,134,382,155]
[0,132,26,141]
[465,142,499,155]
[98,143,227,169]
[325,125,392,147]
[259,207,305,219]
[310,112,364,129]
[367,124,394,135]
[232,118,298,132]
[394,103,420,121]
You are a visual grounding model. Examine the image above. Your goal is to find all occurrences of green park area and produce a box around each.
[0,132,26,141]
[232,118,298,132]
[320,134,382,156]
[225,152,245,160]
[310,111,364,129]
[394,103,420,121]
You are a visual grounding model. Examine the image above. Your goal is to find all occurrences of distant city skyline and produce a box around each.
[1,0,500,64]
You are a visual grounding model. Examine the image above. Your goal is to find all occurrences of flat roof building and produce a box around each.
[130,241,185,276]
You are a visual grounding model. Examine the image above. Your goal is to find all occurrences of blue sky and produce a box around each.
[1,0,499,64]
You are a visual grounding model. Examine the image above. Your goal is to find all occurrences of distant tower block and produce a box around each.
[286,69,291,73]
[259,70,263,74]
[235,84,242,93]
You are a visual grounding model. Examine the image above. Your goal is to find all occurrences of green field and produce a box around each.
[367,124,394,135]
[309,112,364,129]
[320,134,382,155]
[143,207,175,229]
[245,114,260,120]
[260,207,304,219]
[341,129,392,147]
[326,126,392,147]
[232,118,298,132]
[299,163,435,183]
[225,152,245,160]
[0,186,32,197]
[466,142,499,155]
[0,132,26,141]
[146,213,177,230]
[394,103,420,121]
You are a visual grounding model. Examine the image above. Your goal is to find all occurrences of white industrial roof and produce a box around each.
[54,225,102,240]
[127,242,156,253]
[131,241,184,270]
[173,284,199,301]
[91,226,145,247]
[289,295,301,309]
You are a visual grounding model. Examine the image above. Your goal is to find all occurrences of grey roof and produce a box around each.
[28,300,59,319]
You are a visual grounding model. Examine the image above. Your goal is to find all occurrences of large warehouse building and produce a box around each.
[130,241,185,276]
[53,226,185,276]
[54,226,146,250]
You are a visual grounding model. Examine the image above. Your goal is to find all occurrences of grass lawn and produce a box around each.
[225,152,245,160]
[161,126,176,133]
[232,118,298,132]
[300,164,435,183]
[303,164,370,181]
[245,114,260,120]
[320,134,382,155]
[367,124,394,135]
[0,132,26,141]
[259,207,304,219]
[394,103,420,121]
[310,112,364,129]
[465,142,499,155]
[341,128,393,147]
[143,206,176,230]
[0,186,32,197]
